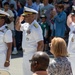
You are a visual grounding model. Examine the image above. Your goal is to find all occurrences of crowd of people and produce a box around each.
[0,0,75,75]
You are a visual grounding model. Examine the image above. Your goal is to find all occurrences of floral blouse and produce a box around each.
[48,57,73,75]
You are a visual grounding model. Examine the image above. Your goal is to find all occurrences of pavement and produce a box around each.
[68,55,75,75]
[9,50,23,75]
[9,50,75,75]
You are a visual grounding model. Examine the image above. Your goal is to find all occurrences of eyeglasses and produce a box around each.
[49,43,52,47]
[29,60,37,64]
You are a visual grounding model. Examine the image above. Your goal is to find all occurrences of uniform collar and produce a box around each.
[30,20,36,26]
[0,24,7,30]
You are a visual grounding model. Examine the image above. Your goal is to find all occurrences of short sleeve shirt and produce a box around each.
[48,57,73,75]
[69,22,75,35]
[0,24,12,51]
[39,4,54,25]
[20,20,43,50]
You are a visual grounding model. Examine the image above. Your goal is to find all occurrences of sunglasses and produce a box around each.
[49,43,51,46]
[29,60,37,63]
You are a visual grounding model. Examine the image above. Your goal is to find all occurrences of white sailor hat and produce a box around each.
[22,7,38,16]
[71,5,75,15]
[72,5,75,10]
[0,10,10,17]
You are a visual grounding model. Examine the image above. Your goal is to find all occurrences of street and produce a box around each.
[9,50,23,75]
[9,50,75,75]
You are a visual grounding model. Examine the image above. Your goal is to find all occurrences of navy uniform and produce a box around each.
[67,22,75,55]
[0,10,12,69]
[67,6,75,55]
[20,7,43,75]
[67,6,75,75]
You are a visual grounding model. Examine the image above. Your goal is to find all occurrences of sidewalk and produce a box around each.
[9,50,75,75]
[9,50,23,75]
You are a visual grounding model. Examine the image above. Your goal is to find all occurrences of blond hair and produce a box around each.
[51,37,68,57]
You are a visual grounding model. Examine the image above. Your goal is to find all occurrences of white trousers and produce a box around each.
[23,51,36,75]
[0,52,9,70]
[68,55,75,75]
[67,33,75,55]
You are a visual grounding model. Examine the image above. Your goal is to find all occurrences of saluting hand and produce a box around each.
[19,15,24,23]
[16,15,24,25]
[15,15,24,31]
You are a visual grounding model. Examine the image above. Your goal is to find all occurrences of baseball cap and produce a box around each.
[40,14,47,18]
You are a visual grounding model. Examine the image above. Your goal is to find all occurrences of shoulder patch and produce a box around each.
[33,23,38,28]
[5,26,11,30]
[5,26,9,30]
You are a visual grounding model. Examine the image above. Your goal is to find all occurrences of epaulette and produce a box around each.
[0,30,4,33]
[5,26,9,30]
[33,23,38,28]
[0,26,9,33]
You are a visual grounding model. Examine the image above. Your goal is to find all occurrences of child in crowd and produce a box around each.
[40,15,49,51]
[48,37,73,75]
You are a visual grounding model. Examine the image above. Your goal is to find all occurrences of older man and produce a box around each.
[16,7,44,75]
[29,51,49,75]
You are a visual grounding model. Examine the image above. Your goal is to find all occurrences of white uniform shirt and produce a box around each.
[69,22,75,35]
[20,20,43,52]
[0,24,12,52]
[0,24,12,69]
[68,22,75,55]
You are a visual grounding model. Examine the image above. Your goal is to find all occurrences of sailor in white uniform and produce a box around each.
[67,6,75,55]
[67,6,75,75]
[15,7,44,75]
[0,10,12,70]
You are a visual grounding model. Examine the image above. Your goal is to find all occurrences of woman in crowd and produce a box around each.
[0,10,12,70]
[50,4,67,38]
[48,37,73,75]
